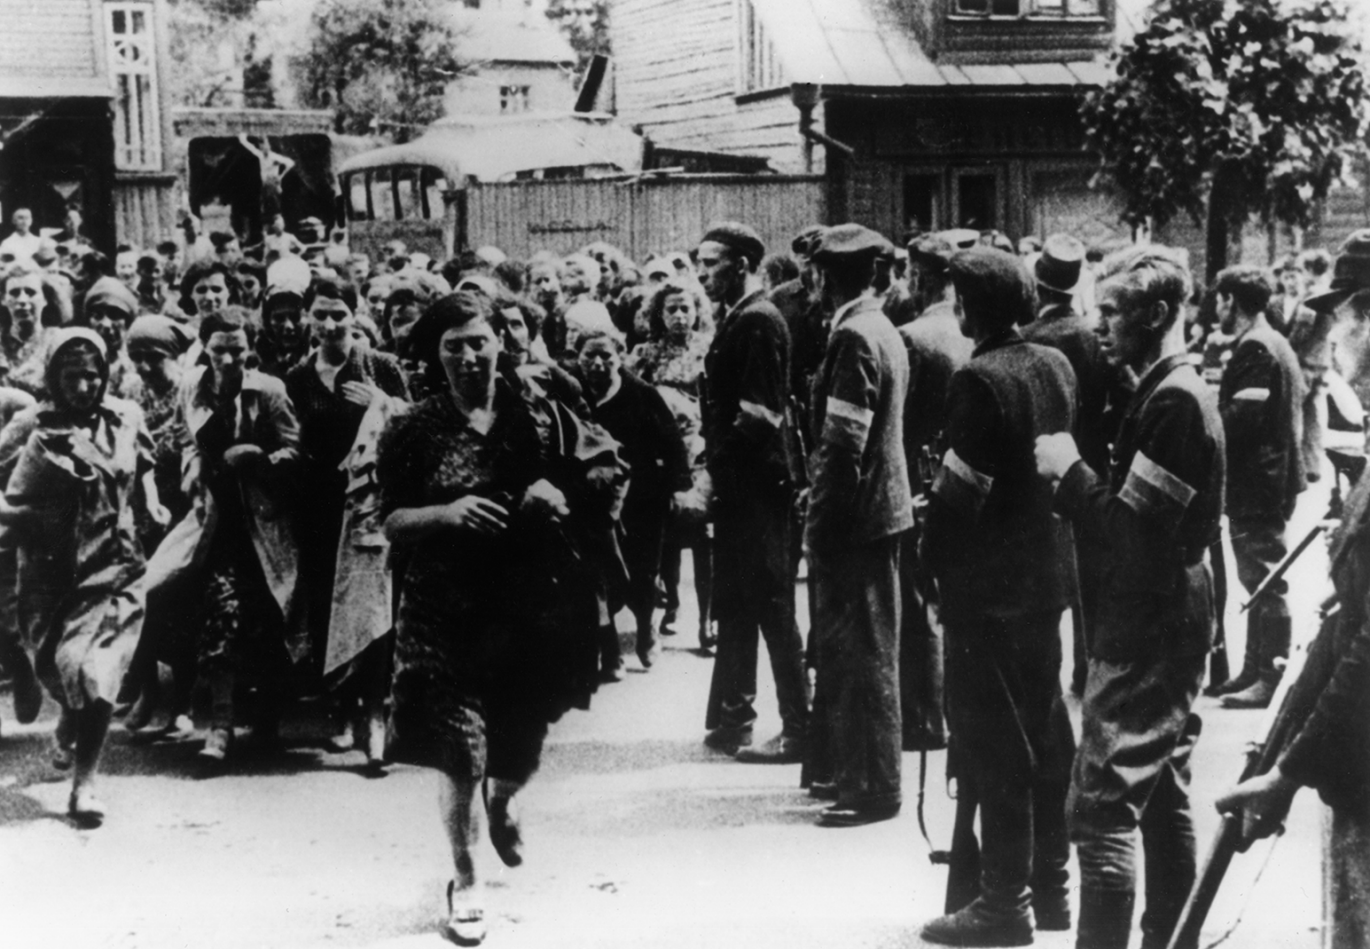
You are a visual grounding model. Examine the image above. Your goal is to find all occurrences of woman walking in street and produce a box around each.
[0,327,168,824]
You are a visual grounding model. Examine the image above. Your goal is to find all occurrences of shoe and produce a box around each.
[1205,668,1257,698]
[1033,896,1071,931]
[703,725,753,755]
[636,633,659,670]
[163,714,196,742]
[68,788,106,828]
[1220,673,1278,709]
[699,622,717,651]
[52,709,77,770]
[357,712,387,773]
[199,726,232,762]
[487,795,524,868]
[11,655,42,724]
[659,609,678,637]
[123,690,155,732]
[920,897,1034,947]
[817,799,901,827]
[735,733,804,764]
[807,781,839,801]
[326,721,355,753]
[598,665,623,684]
[442,882,486,947]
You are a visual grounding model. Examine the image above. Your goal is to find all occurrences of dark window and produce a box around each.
[957,174,998,231]
[904,174,941,236]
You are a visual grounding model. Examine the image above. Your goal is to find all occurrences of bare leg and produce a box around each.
[70,701,112,823]
[438,771,486,944]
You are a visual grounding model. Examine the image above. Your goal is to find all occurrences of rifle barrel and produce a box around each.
[1240,523,1324,613]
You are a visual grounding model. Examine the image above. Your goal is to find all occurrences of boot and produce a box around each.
[921,896,1033,947]
[1076,888,1135,949]
[1205,610,1260,696]
[1221,614,1289,710]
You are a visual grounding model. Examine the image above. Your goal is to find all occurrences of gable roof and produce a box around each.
[747,0,1111,88]
[449,8,576,66]
[0,0,112,99]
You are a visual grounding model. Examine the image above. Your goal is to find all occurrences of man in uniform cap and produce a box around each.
[1036,245,1225,949]
[921,246,1078,946]
[802,224,912,825]
[1023,232,1120,695]
[696,222,808,761]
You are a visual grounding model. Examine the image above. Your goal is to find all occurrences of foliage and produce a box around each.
[1082,0,1369,234]
[165,0,264,107]
[293,0,469,141]
[545,0,611,80]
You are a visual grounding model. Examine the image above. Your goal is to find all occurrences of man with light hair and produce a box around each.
[1036,245,1225,949]
[0,208,41,263]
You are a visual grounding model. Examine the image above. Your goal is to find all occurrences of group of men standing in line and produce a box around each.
[692,215,1366,948]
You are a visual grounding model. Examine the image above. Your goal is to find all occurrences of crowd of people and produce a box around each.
[0,202,1366,949]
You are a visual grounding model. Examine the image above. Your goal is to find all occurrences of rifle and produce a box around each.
[1239,522,1324,613]
[1164,621,1320,949]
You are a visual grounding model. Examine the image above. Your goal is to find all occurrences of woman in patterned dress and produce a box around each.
[377,291,583,946]
[0,328,168,824]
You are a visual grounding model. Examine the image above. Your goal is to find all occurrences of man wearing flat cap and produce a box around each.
[801,224,912,826]
[1022,232,1120,696]
[697,222,808,761]
[769,225,829,413]
[921,246,1078,946]
[897,232,974,754]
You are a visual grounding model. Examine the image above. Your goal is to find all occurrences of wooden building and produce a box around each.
[445,0,580,117]
[612,0,1132,249]
[0,0,176,254]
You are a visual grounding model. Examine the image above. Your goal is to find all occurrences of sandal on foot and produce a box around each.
[442,882,487,947]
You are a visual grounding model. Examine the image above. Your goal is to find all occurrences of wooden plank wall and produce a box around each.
[0,0,100,80]
[113,178,176,250]
[611,0,808,173]
[466,175,825,261]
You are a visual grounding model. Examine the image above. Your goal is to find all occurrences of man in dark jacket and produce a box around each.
[1206,265,1306,709]
[803,224,913,826]
[1037,245,1225,949]
[1022,233,1120,696]
[920,247,1079,947]
[697,222,808,761]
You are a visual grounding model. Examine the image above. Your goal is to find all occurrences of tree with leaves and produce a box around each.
[293,0,469,142]
[166,0,266,107]
[545,0,611,82]
[1082,0,1368,279]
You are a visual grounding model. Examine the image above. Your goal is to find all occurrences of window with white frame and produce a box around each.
[106,2,163,171]
[954,0,1100,15]
[737,0,785,94]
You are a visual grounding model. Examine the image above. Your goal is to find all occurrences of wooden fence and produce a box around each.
[464,174,826,261]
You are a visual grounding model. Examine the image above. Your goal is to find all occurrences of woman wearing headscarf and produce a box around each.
[377,291,613,946]
[0,327,168,823]
[81,276,141,399]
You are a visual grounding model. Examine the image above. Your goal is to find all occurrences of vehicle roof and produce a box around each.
[337,112,644,184]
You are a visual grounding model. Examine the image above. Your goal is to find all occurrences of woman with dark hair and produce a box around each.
[175,306,300,767]
[177,259,240,323]
[627,280,714,644]
[286,277,407,767]
[0,327,168,823]
[377,290,606,945]
[578,327,691,672]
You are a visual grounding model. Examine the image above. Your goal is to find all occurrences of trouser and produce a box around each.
[898,529,945,750]
[660,520,711,625]
[943,608,1074,912]
[1327,805,1370,949]
[705,492,807,737]
[1070,652,1206,947]
[809,536,902,807]
[1230,513,1292,676]
[1073,531,1107,695]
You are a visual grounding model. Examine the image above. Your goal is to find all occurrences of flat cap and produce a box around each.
[791,224,826,257]
[701,222,765,266]
[908,233,958,275]
[949,246,1035,328]
[811,223,894,264]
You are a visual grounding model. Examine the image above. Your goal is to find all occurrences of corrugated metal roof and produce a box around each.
[748,0,1109,89]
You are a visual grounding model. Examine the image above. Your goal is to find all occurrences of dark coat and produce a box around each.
[1022,304,1118,476]
[1055,354,1226,662]
[587,370,690,510]
[702,288,793,504]
[924,330,1077,622]
[769,278,827,404]
[1279,472,1370,817]
[1218,319,1306,521]
[805,296,913,552]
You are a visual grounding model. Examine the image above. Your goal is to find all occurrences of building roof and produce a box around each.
[449,9,576,66]
[0,0,112,99]
[747,0,1111,88]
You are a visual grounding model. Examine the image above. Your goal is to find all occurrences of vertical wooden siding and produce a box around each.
[465,175,825,260]
[113,178,176,249]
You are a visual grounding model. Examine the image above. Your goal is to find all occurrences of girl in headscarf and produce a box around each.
[0,327,168,824]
